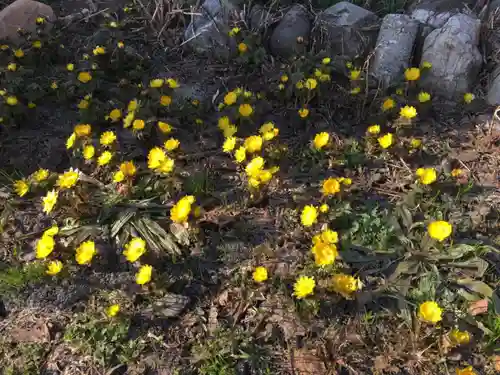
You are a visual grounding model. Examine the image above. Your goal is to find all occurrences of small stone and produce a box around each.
[269,4,311,59]
[0,0,55,43]
[315,2,379,61]
[371,14,419,88]
[420,13,482,99]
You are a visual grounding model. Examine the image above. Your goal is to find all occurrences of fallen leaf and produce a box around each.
[10,320,50,343]
[493,355,500,371]
[290,348,327,375]
[468,299,489,316]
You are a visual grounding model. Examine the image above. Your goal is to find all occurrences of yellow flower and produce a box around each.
[222,124,237,138]
[66,132,76,149]
[28,102,36,108]
[74,124,91,137]
[463,92,475,104]
[377,133,394,149]
[224,91,237,105]
[6,96,18,106]
[350,87,361,95]
[127,99,138,112]
[136,265,153,285]
[36,235,55,259]
[428,220,452,242]
[36,16,45,24]
[77,99,89,109]
[278,83,285,90]
[160,95,172,106]
[313,132,329,150]
[157,121,172,134]
[170,195,195,223]
[330,273,361,298]
[123,237,146,262]
[120,161,136,177]
[157,157,175,174]
[253,266,268,283]
[14,49,24,58]
[0,89,6,96]
[109,21,118,28]
[98,151,113,166]
[7,63,16,71]
[0,45,8,51]
[239,103,253,117]
[32,40,42,48]
[109,109,122,122]
[418,91,431,103]
[93,46,106,55]
[293,276,315,299]
[322,57,331,64]
[299,108,309,118]
[106,304,120,317]
[421,61,432,69]
[455,366,476,375]
[320,229,339,243]
[78,71,92,83]
[280,74,289,83]
[367,125,380,135]
[33,169,49,182]
[123,112,135,128]
[349,69,361,80]
[449,329,470,345]
[165,138,180,151]
[14,180,29,197]
[228,27,240,36]
[223,136,236,153]
[382,98,395,111]
[319,74,331,82]
[46,260,63,276]
[75,240,96,265]
[244,135,263,153]
[410,138,422,148]
[451,168,463,177]
[113,171,125,183]
[43,225,59,237]
[117,41,125,48]
[42,190,58,214]
[245,157,265,177]
[319,203,329,213]
[301,205,318,227]
[238,42,248,53]
[234,146,246,163]
[416,167,437,185]
[305,78,317,90]
[400,105,417,119]
[322,177,340,195]
[418,301,443,324]
[166,78,179,88]
[57,168,79,189]
[100,131,116,146]
[404,67,420,81]
[312,241,338,266]
[131,119,144,131]
[50,81,59,89]
[82,145,95,160]
[218,116,231,130]
[148,147,166,169]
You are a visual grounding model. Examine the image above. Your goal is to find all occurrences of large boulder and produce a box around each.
[315,2,379,61]
[371,14,419,88]
[420,13,482,99]
[269,4,311,59]
[0,0,55,43]
[487,68,500,105]
[183,0,238,58]
[410,0,477,29]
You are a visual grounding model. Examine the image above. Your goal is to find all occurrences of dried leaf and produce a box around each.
[290,348,327,375]
[457,278,493,298]
[493,355,500,371]
[10,321,50,343]
[468,299,489,316]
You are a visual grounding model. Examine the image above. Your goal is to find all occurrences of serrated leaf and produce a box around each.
[456,278,493,298]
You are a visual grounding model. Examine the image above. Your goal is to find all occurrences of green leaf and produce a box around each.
[449,257,489,278]
[388,259,420,281]
[456,278,494,298]
[110,209,136,238]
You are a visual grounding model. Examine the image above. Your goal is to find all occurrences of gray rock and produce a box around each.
[269,4,311,59]
[249,4,272,31]
[371,14,419,88]
[487,68,500,105]
[315,2,379,61]
[410,0,477,28]
[183,0,238,57]
[420,13,482,99]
